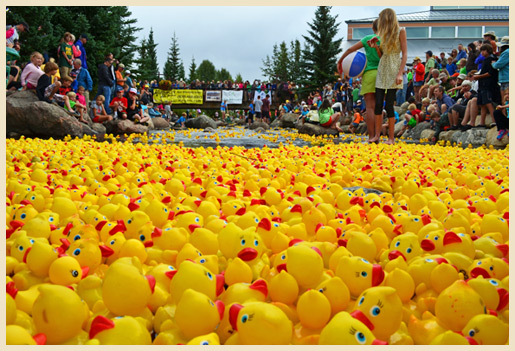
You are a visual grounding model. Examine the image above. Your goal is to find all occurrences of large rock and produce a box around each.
[420,129,435,141]
[453,128,488,147]
[271,113,298,128]
[438,130,459,142]
[356,122,368,135]
[215,120,228,127]
[6,90,101,138]
[342,115,352,125]
[249,122,270,130]
[184,114,217,129]
[104,119,148,134]
[485,127,509,149]
[404,121,432,140]
[394,120,405,136]
[151,117,170,130]
[297,123,339,137]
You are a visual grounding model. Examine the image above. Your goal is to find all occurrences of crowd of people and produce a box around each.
[7,17,509,142]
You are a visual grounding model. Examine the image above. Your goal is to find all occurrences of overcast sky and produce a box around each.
[128,6,428,81]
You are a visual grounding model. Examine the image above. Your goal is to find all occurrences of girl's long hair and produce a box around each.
[377,8,400,54]
[320,98,331,111]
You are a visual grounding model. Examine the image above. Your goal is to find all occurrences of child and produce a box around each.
[36,61,77,115]
[472,43,500,128]
[493,89,509,140]
[370,8,408,144]
[176,112,186,128]
[20,51,44,90]
[109,88,128,120]
[318,98,343,132]
[421,97,431,118]
[246,101,255,127]
[397,103,421,136]
[349,107,364,134]
[301,105,320,125]
[90,95,113,123]
[76,86,87,110]
[58,76,74,96]
[66,91,87,124]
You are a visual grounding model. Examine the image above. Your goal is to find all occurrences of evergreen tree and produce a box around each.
[145,28,159,80]
[178,60,186,80]
[217,68,232,82]
[235,73,243,83]
[301,6,342,91]
[289,39,302,83]
[163,32,181,81]
[275,42,290,82]
[188,56,197,82]
[196,59,217,82]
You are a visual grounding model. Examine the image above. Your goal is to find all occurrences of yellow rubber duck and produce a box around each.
[186,332,221,345]
[319,311,387,345]
[335,256,384,298]
[32,284,88,344]
[6,325,46,345]
[169,259,224,303]
[221,279,268,305]
[286,244,324,289]
[461,314,508,345]
[228,302,293,344]
[468,276,508,312]
[469,257,509,280]
[48,255,85,285]
[88,315,151,345]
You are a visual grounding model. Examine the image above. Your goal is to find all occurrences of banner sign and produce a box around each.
[253,90,272,103]
[222,90,243,105]
[205,90,222,102]
[153,89,203,104]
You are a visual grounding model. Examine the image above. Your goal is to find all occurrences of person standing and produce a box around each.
[492,36,509,103]
[96,57,114,113]
[369,8,408,144]
[221,99,228,120]
[254,95,263,123]
[424,50,435,81]
[6,22,29,47]
[58,32,74,80]
[262,94,271,124]
[71,59,93,110]
[338,18,380,142]
[413,57,425,103]
[74,34,88,70]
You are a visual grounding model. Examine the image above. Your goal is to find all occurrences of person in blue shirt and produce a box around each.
[492,36,509,100]
[70,58,92,109]
[246,101,254,127]
[446,57,457,76]
[74,34,88,70]
[454,43,467,64]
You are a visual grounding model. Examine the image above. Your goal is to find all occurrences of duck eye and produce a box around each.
[370,305,381,316]
[49,217,54,222]
[73,234,81,241]
[406,247,412,253]
[318,288,324,293]
[110,240,115,245]
[195,217,200,223]
[434,236,439,240]
[425,258,434,262]
[241,314,249,323]
[360,271,368,277]
[281,254,286,260]
[139,234,146,241]
[206,271,213,280]
[489,279,498,286]
[30,239,34,244]
[358,296,365,305]
[254,239,259,246]
[361,258,369,264]
[201,341,209,345]
[274,223,279,227]
[20,213,27,219]
[127,219,133,224]
[73,248,81,256]
[18,246,24,251]
[468,329,475,337]
[240,239,246,246]
[200,258,206,263]
[255,218,259,223]
[355,331,366,344]
[395,241,400,247]
[71,270,79,278]
[489,266,494,271]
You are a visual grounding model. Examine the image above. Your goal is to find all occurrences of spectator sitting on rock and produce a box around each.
[421,69,440,99]
[318,98,343,132]
[445,56,457,76]
[472,43,500,129]
[65,91,87,124]
[90,95,113,123]
[446,73,466,98]
[434,85,455,127]
[493,89,509,140]
[36,61,77,115]
[109,87,128,120]
[76,85,87,111]
[450,80,477,131]
[397,103,420,137]
[349,107,364,134]
[301,105,320,125]
[20,51,44,90]
[58,76,74,96]
[176,112,187,128]
[430,111,450,143]
[457,58,467,75]
[147,103,161,118]
[126,87,142,122]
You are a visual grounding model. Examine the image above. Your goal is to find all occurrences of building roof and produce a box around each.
[346,7,509,24]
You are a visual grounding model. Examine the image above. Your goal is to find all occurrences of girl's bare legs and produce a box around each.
[364,93,376,141]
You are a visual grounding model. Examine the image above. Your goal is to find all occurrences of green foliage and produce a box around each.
[188,56,197,83]
[178,60,185,81]
[261,40,304,83]
[6,6,141,91]
[216,68,233,82]
[301,6,343,91]
[196,59,217,82]
[134,28,159,82]
[163,32,181,81]
[235,73,243,83]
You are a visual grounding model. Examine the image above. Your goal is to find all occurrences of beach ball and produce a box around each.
[341,51,367,78]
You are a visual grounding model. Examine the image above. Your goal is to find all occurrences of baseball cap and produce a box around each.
[457,73,467,80]
[125,70,131,74]
[118,63,125,68]
[116,86,124,92]
[461,80,473,88]
[80,34,88,40]
[129,88,137,94]
[438,73,448,80]
[425,50,433,56]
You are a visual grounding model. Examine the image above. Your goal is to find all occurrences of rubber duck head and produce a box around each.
[335,256,384,298]
[319,311,387,345]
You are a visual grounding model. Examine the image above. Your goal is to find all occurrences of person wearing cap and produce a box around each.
[483,31,497,54]
[424,50,435,82]
[125,70,134,88]
[110,87,128,120]
[96,56,114,113]
[126,87,142,121]
[422,69,440,99]
[74,34,88,70]
[6,22,29,47]
[492,36,509,99]
[446,73,467,98]
[446,79,475,131]
[115,63,126,89]
[471,43,500,129]
[413,57,425,103]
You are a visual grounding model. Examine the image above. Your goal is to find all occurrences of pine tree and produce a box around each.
[163,32,181,81]
[301,6,343,91]
[145,28,159,80]
[196,60,217,82]
[235,73,243,83]
[188,56,197,82]
[289,39,302,83]
[178,60,186,81]
[217,68,232,82]
[275,42,290,82]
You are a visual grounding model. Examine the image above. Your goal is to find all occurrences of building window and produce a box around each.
[353,27,374,38]
[485,26,509,38]
[406,27,429,38]
[458,26,482,38]
[431,26,455,38]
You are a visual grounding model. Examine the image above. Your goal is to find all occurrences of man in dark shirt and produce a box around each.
[261,94,271,124]
[472,43,500,128]
[96,57,114,113]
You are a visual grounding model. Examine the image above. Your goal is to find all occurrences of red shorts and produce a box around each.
[93,115,100,123]
[321,113,338,127]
